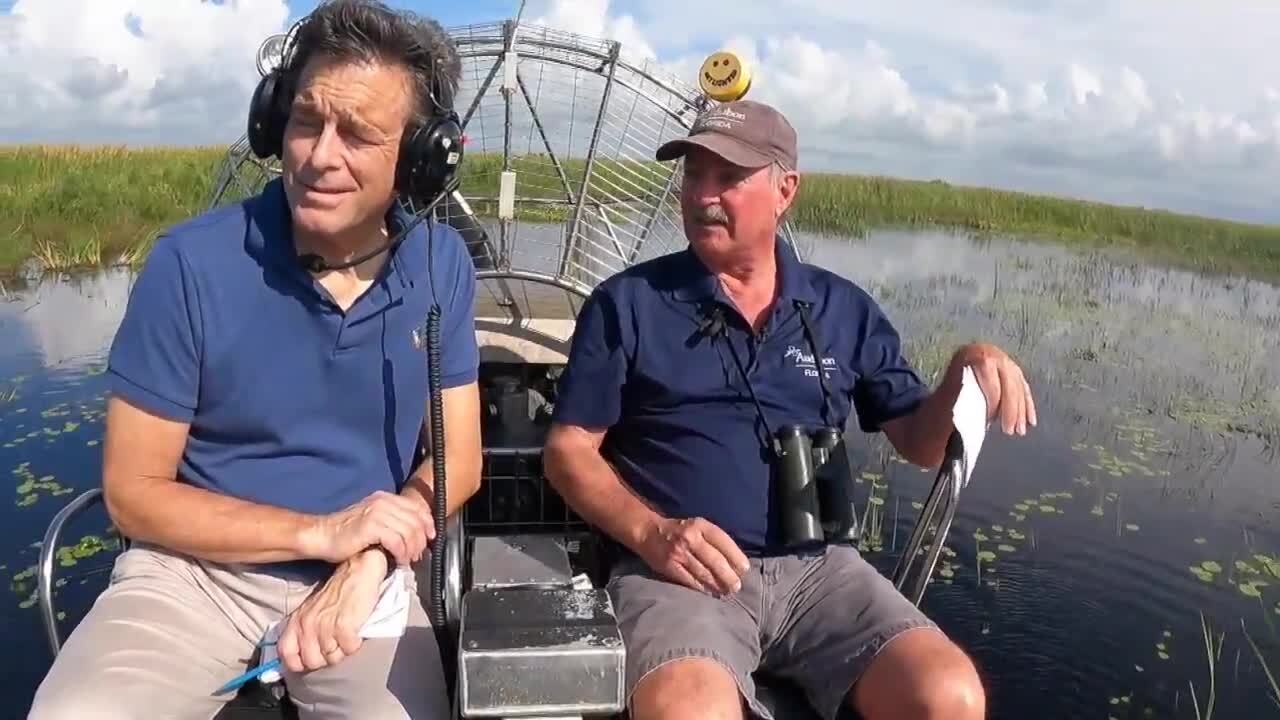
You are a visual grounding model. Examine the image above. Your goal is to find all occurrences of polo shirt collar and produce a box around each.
[670,235,818,305]
[245,178,425,303]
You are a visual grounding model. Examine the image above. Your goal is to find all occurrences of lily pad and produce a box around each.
[1190,566,1216,583]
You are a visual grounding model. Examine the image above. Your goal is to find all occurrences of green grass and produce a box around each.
[3,144,1279,282]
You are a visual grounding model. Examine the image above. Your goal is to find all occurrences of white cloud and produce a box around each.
[1,0,288,144]
[529,0,656,63]
[3,0,1278,223]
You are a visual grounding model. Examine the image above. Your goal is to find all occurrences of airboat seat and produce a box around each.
[39,424,963,720]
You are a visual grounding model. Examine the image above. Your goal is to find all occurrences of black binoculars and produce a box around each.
[773,424,860,547]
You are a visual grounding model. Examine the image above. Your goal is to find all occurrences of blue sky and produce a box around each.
[285,0,521,27]
[3,0,1279,224]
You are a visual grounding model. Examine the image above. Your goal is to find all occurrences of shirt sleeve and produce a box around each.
[852,295,929,433]
[551,286,629,429]
[106,235,203,422]
[437,225,480,389]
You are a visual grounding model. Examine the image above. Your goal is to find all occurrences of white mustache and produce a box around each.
[693,205,728,225]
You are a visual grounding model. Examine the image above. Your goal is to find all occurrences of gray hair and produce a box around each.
[769,161,797,223]
[278,0,461,127]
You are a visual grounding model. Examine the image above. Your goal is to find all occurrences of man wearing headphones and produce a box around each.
[28,1,479,718]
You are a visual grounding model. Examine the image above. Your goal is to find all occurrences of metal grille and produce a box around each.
[437,19,709,294]
[467,447,586,535]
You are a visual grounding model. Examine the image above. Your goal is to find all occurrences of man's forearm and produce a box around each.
[889,357,967,468]
[401,454,478,520]
[544,435,663,555]
[105,476,320,564]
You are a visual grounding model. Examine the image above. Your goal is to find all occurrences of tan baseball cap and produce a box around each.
[656,99,797,170]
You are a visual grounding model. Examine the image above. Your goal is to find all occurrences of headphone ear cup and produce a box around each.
[396,112,464,201]
[247,70,287,160]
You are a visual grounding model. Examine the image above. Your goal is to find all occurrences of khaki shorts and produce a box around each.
[606,543,940,720]
[28,543,449,720]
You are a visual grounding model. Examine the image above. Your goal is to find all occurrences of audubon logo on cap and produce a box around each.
[695,105,746,132]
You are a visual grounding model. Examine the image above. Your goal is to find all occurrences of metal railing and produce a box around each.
[890,429,968,606]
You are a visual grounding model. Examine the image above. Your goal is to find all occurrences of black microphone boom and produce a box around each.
[294,187,453,273]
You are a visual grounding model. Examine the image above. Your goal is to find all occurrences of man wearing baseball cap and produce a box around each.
[545,99,1036,720]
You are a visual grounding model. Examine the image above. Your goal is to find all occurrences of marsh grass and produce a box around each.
[1190,612,1226,720]
[4,145,1280,280]
[1241,620,1280,711]
[1,145,222,273]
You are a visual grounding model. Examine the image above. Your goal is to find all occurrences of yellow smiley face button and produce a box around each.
[698,50,752,102]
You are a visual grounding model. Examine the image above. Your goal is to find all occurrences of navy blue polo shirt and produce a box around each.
[106,178,479,522]
[552,241,928,556]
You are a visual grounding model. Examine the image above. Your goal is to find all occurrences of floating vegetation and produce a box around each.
[1191,561,1223,584]
[54,534,117,568]
[6,533,120,612]
[1231,553,1278,600]
[1157,629,1173,661]
[12,461,75,507]
[855,461,891,555]
[1076,420,1174,481]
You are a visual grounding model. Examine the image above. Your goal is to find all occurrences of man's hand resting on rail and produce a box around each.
[638,516,751,597]
[299,490,435,568]
[278,547,388,673]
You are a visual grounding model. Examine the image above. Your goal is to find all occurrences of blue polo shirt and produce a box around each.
[552,241,928,556]
[106,178,479,522]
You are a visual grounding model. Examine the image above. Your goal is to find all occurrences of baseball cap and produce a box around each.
[655,99,797,170]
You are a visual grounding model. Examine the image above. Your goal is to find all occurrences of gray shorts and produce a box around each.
[606,543,940,720]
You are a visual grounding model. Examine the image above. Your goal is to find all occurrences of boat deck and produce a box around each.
[473,276,586,365]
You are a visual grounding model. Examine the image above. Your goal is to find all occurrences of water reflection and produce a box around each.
[0,268,134,375]
[0,229,1277,719]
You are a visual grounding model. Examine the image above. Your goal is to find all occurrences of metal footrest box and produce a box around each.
[457,587,626,718]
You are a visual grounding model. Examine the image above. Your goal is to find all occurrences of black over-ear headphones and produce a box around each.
[246,52,464,203]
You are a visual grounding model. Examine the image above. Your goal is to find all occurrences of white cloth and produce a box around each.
[258,566,413,683]
[952,365,991,488]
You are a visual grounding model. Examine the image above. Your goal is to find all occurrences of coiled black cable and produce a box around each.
[426,303,447,631]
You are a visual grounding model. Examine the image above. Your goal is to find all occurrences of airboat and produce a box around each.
[36,15,981,720]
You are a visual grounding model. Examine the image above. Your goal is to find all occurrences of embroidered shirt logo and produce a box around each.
[784,345,836,379]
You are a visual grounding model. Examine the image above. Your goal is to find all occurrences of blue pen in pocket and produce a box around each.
[213,638,282,696]
[213,657,281,696]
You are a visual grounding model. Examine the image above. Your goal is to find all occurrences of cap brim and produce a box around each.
[655,133,773,168]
